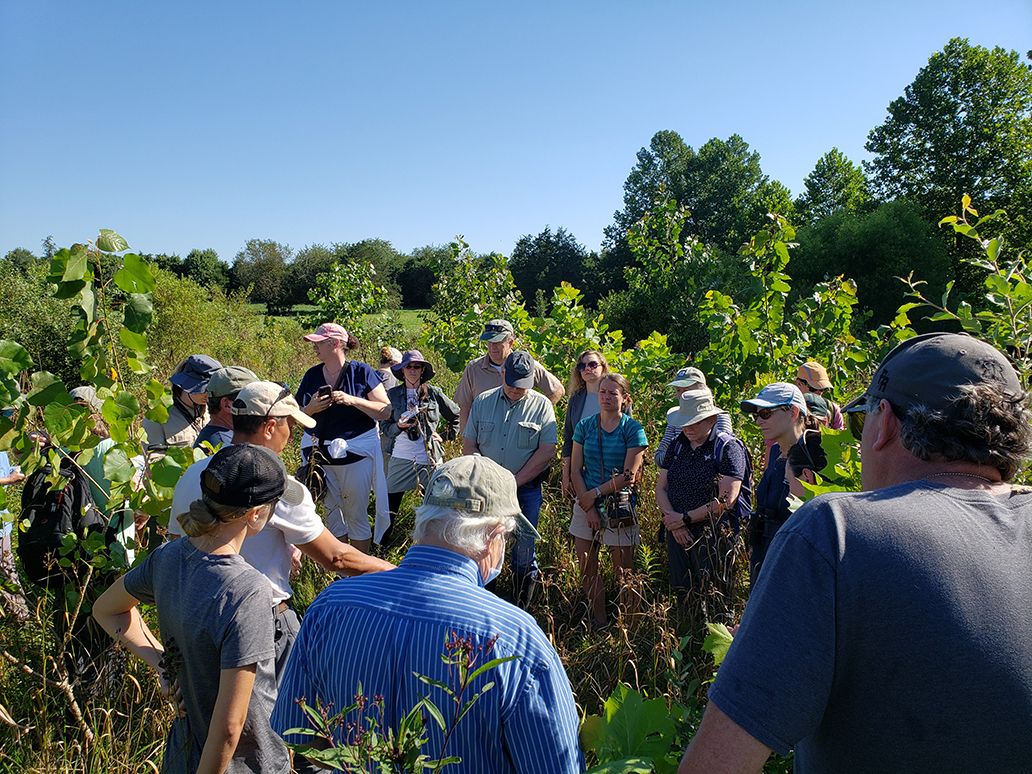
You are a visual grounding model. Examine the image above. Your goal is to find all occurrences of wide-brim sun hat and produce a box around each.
[741,382,807,415]
[391,350,435,382]
[669,390,726,427]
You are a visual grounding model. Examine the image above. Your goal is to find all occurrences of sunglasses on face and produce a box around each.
[403,364,424,370]
[752,405,790,421]
[483,324,509,334]
[577,361,601,372]
[845,399,902,440]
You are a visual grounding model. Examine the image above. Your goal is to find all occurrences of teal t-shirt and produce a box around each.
[573,413,648,491]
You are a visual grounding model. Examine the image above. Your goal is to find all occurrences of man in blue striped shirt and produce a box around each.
[271,455,584,773]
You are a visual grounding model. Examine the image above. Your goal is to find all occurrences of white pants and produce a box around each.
[323,457,374,541]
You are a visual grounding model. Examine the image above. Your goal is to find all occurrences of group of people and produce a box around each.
[5,316,1026,772]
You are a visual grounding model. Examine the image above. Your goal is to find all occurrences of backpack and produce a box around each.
[17,455,107,588]
[670,431,754,535]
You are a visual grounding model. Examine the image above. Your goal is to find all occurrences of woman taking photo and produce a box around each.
[570,373,648,629]
[561,350,621,499]
[382,350,460,528]
[93,444,297,774]
[296,323,391,553]
[740,382,808,587]
[656,390,748,613]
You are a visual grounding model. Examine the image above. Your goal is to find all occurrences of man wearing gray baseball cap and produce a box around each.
[680,333,1032,773]
[273,454,583,773]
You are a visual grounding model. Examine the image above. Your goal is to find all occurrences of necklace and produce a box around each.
[926,472,997,484]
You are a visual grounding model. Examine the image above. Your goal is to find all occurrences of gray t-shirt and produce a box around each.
[710,480,1032,772]
[124,539,289,774]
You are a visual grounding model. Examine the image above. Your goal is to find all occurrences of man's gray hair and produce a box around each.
[412,504,517,556]
[871,383,1032,481]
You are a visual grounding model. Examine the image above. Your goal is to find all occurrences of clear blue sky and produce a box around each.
[1,1,1029,264]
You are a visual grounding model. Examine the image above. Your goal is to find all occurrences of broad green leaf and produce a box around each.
[97,229,130,253]
[113,253,156,294]
[27,373,72,407]
[76,281,97,325]
[0,340,34,375]
[102,447,135,484]
[703,623,735,668]
[123,293,154,333]
[63,243,90,282]
[42,401,87,440]
[118,328,148,353]
[102,392,141,426]
[580,714,605,753]
[149,455,183,488]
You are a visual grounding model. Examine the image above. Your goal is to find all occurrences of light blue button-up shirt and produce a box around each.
[271,544,584,774]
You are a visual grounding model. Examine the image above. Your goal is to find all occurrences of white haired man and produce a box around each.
[272,454,584,774]
[679,333,1032,773]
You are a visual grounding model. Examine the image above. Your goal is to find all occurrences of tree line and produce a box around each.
[5,39,1031,355]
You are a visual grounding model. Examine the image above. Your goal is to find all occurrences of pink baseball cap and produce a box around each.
[303,323,348,342]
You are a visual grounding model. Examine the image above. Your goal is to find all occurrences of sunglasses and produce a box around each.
[483,324,509,334]
[845,399,903,440]
[577,361,601,372]
[403,363,424,370]
[752,405,790,421]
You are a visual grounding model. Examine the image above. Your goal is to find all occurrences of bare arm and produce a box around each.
[514,443,556,487]
[93,578,164,674]
[678,701,771,774]
[196,664,258,774]
[332,382,391,421]
[299,528,394,576]
[545,382,565,405]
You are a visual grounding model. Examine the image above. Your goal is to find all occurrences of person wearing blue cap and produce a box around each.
[739,382,808,587]
[142,354,223,457]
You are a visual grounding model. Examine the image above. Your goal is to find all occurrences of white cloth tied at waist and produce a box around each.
[301,427,390,544]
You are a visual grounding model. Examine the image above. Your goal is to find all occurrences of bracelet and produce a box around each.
[594,487,601,498]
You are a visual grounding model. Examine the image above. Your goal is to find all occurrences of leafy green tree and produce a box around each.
[864,38,1032,249]
[147,253,184,277]
[794,148,872,224]
[790,200,952,326]
[4,247,38,271]
[420,240,527,372]
[331,238,404,305]
[286,244,336,307]
[232,238,293,314]
[399,244,451,308]
[510,226,588,316]
[607,131,793,256]
[182,248,228,290]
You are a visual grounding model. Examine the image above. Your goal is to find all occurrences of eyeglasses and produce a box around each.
[483,324,509,334]
[403,363,424,370]
[577,361,601,372]
[750,405,790,421]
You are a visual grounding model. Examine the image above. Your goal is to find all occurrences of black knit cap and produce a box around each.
[201,443,292,508]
